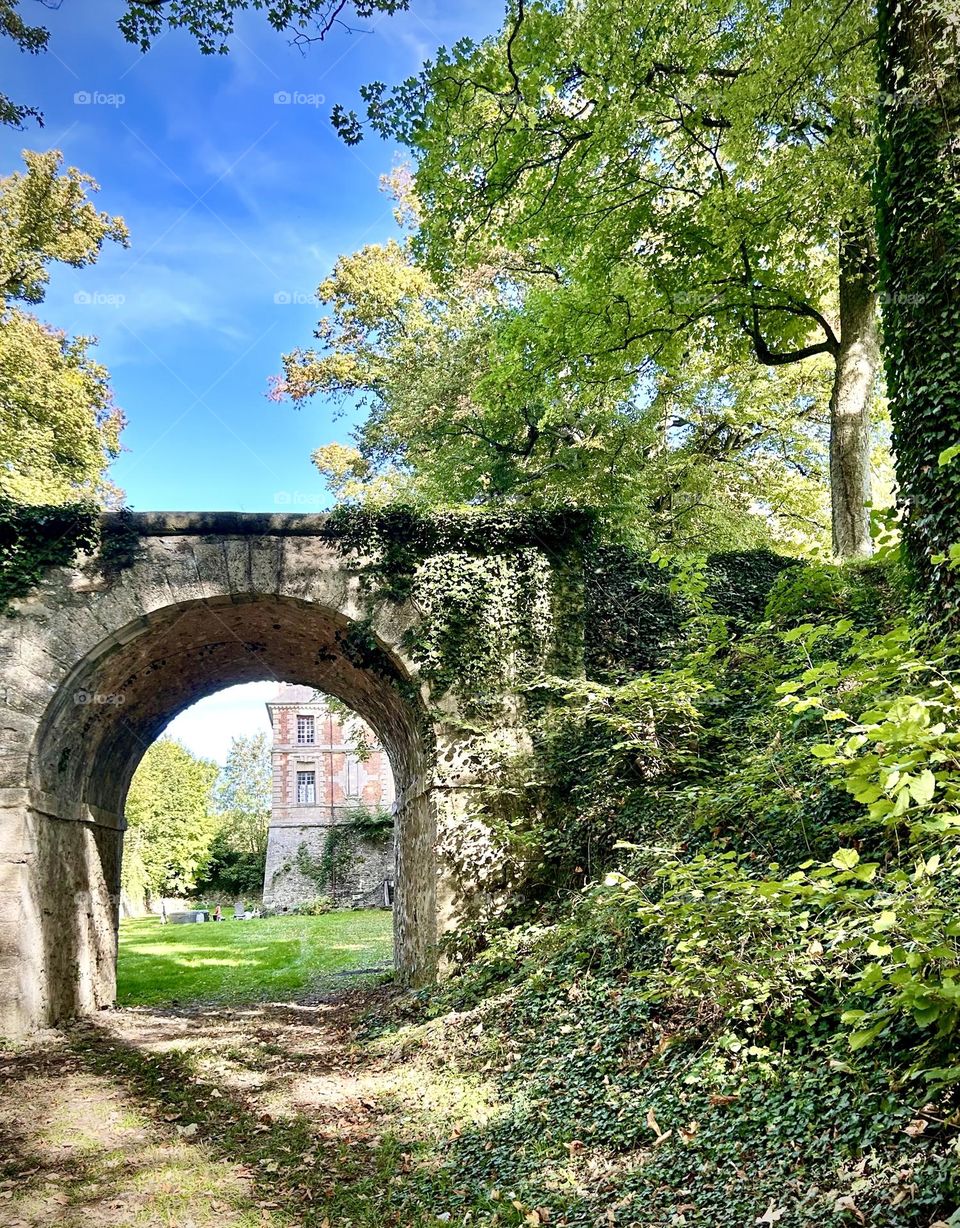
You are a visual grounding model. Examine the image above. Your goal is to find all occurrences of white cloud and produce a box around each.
[163,681,277,763]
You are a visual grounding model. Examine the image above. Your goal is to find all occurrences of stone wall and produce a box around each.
[0,509,587,1035]
[263,822,393,911]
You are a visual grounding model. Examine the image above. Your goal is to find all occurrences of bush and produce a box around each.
[195,831,266,898]
[293,895,336,916]
[764,557,901,627]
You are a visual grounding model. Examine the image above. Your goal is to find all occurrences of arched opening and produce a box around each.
[27,594,435,1023]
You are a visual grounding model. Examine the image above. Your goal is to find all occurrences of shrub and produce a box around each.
[293,895,335,916]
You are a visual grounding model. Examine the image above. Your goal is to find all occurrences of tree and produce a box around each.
[214,732,272,863]
[1,2,411,131]
[0,2,47,128]
[877,0,960,607]
[118,0,410,52]
[276,178,834,551]
[0,150,128,305]
[0,309,124,504]
[124,738,220,899]
[352,0,884,557]
[193,831,266,899]
[0,151,127,505]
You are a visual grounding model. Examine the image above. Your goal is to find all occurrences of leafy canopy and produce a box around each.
[322,0,887,552]
[0,152,127,505]
[277,174,835,551]
[124,738,219,898]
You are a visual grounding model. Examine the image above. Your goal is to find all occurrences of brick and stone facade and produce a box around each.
[262,684,395,911]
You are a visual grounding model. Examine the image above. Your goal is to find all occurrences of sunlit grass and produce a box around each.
[117,911,394,1006]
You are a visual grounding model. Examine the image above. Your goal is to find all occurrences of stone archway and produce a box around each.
[0,510,586,1036]
[0,515,432,1036]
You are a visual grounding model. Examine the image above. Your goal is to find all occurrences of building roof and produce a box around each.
[268,683,326,705]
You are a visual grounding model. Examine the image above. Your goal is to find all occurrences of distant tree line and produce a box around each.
[121,731,272,908]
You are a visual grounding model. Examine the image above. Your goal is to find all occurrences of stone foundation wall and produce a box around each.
[262,821,394,911]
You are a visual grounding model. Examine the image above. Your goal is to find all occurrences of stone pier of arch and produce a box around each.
[0,512,582,1037]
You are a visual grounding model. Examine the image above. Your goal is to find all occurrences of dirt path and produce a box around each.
[0,990,486,1228]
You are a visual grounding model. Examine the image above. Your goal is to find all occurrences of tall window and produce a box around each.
[345,754,361,798]
[296,714,315,745]
[296,770,316,805]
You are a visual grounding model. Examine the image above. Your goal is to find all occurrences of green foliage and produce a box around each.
[765,557,901,627]
[409,549,555,708]
[362,539,960,1224]
[0,500,147,614]
[194,831,265,900]
[346,0,890,556]
[328,502,592,602]
[0,150,128,305]
[583,545,685,681]
[297,834,354,895]
[0,2,48,127]
[278,186,842,552]
[119,826,150,911]
[97,506,145,577]
[529,668,710,887]
[117,0,410,55]
[125,738,219,898]
[877,0,960,603]
[773,617,960,1074]
[0,308,124,505]
[0,150,127,507]
[0,498,98,612]
[707,548,801,628]
[342,801,394,842]
[328,503,589,710]
[584,546,796,682]
[213,733,272,861]
[394,897,959,1227]
[292,895,336,916]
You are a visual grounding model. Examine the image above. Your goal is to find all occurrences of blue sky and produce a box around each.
[2,0,501,758]
[1,0,501,513]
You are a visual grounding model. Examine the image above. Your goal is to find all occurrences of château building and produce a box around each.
[261,684,396,910]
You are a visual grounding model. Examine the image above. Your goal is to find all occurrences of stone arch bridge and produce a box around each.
[0,511,586,1036]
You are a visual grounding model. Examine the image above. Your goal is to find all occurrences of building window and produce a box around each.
[296,714,315,745]
[345,755,361,798]
[296,770,316,805]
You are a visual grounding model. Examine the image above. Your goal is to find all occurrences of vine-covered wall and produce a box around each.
[323,506,593,950]
[0,500,799,978]
[877,0,960,605]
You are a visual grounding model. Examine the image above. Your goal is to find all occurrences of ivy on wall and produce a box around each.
[327,504,594,603]
[877,0,960,607]
[0,498,145,614]
[294,805,394,896]
[328,504,590,713]
[0,499,99,613]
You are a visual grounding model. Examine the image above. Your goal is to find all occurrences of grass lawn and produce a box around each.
[117,910,394,1006]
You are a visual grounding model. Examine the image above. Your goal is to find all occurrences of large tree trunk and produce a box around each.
[829,233,880,560]
[878,0,960,602]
